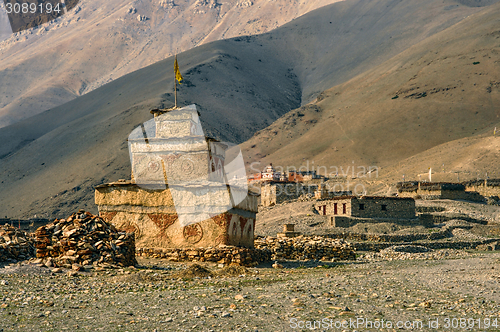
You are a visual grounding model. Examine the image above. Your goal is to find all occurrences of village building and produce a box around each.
[463,179,500,198]
[249,165,322,183]
[260,182,317,206]
[397,182,484,202]
[260,182,352,207]
[262,164,281,181]
[314,196,416,227]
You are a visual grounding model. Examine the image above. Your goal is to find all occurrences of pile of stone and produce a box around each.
[137,246,271,266]
[34,211,137,269]
[0,225,35,262]
[255,236,356,261]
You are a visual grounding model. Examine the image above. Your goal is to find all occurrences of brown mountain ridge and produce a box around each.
[241,1,500,186]
[0,0,498,218]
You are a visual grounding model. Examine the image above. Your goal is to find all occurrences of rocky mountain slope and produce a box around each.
[241,0,500,185]
[0,0,342,127]
[0,0,496,218]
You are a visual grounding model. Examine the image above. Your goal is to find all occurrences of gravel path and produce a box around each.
[1,252,500,331]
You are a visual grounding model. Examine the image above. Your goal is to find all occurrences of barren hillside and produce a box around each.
[0,0,496,219]
[241,1,500,183]
[0,0,342,127]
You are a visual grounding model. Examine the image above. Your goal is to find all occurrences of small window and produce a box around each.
[381,205,387,211]
[359,204,365,210]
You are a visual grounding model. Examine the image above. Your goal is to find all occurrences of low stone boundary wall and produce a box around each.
[316,229,449,243]
[416,206,446,213]
[421,213,488,225]
[136,246,272,266]
[330,216,425,228]
[255,236,356,261]
[354,238,500,252]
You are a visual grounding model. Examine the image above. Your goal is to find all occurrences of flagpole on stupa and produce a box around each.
[174,54,177,108]
[174,56,178,109]
[174,54,183,109]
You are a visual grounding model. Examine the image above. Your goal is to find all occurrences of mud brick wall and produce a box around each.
[34,211,137,268]
[136,246,271,266]
[96,183,257,249]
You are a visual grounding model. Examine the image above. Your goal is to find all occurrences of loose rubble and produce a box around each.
[34,211,136,269]
[0,225,34,262]
[255,236,356,261]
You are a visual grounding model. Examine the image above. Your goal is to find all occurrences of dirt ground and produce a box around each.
[1,252,500,332]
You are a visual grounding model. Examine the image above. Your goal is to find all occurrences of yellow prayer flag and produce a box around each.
[174,55,183,84]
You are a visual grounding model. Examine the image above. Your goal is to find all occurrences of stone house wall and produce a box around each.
[465,180,500,197]
[315,197,416,220]
[261,183,317,207]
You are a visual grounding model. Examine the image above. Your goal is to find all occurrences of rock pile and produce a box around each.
[34,211,137,269]
[0,225,35,262]
[255,236,356,261]
[137,246,271,266]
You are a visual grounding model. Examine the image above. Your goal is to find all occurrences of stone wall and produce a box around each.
[136,246,271,266]
[464,179,500,197]
[255,236,356,261]
[315,198,352,216]
[353,239,500,252]
[330,214,429,228]
[315,196,416,220]
[397,182,486,202]
[261,183,317,207]
[353,197,415,219]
